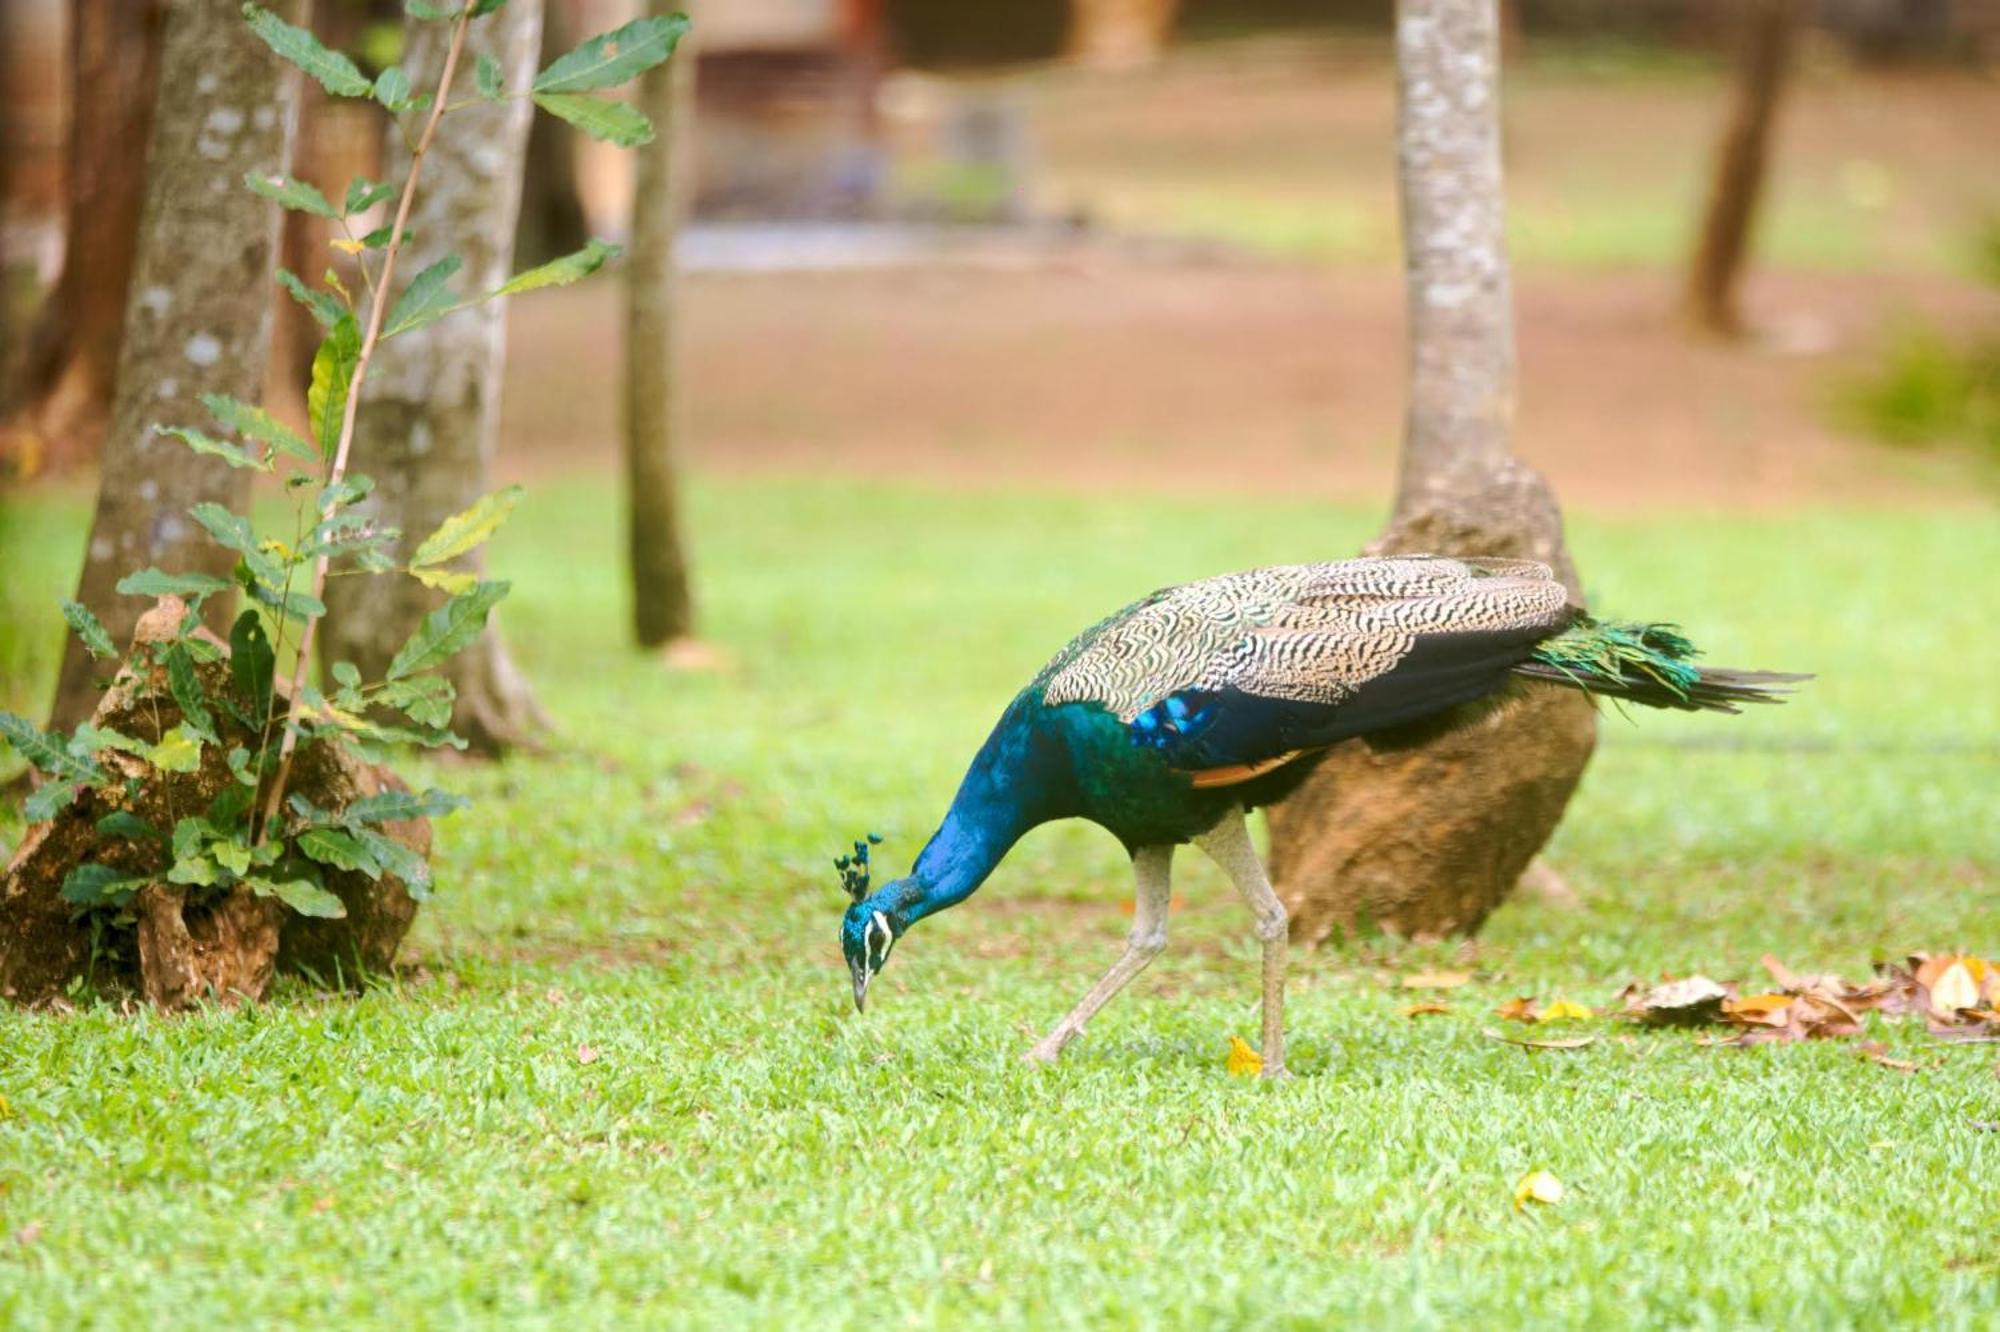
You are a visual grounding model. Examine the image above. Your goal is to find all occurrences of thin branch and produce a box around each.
[256,8,476,843]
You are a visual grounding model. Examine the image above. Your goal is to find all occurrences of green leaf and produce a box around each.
[386,582,509,680]
[243,171,338,218]
[375,676,455,729]
[277,268,345,328]
[191,502,259,559]
[533,15,687,94]
[145,726,203,774]
[0,712,101,783]
[25,780,83,822]
[61,864,147,908]
[155,424,267,471]
[344,787,469,826]
[241,4,371,97]
[61,601,116,659]
[353,827,431,899]
[172,816,217,862]
[406,1,457,18]
[250,875,346,918]
[372,65,411,112]
[245,583,326,623]
[344,176,395,216]
[475,53,503,100]
[97,811,164,842]
[162,646,216,744]
[357,223,407,250]
[201,393,317,464]
[319,475,375,511]
[168,855,221,887]
[307,314,361,459]
[410,486,522,569]
[472,0,507,15]
[297,827,381,877]
[531,93,653,147]
[384,254,463,337]
[331,661,362,690]
[226,746,258,788]
[210,838,253,875]
[72,723,148,758]
[115,568,232,599]
[230,610,276,720]
[493,240,619,299]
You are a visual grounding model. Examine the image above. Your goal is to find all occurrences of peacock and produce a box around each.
[837,555,1803,1077]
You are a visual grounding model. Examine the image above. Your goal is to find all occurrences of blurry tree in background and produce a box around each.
[626,1,698,651]
[1685,0,1806,337]
[1265,0,1596,942]
[1066,0,1179,69]
[321,1,551,755]
[6,1,165,472]
[46,0,302,729]
[514,1,590,268]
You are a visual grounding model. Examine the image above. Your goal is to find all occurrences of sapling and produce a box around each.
[0,2,689,1001]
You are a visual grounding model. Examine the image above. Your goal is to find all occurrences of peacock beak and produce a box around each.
[850,956,871,1012]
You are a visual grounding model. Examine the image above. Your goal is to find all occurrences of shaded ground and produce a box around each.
[500,259,1996,511]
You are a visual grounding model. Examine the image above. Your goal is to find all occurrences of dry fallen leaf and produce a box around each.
[1855,1041,1919,1072]
[1923,957,1986,1020]
[1225,1035,1263,1078]
[1403,970,1473,990]
[576,1043,600,1065]
[1540,999,1595,1022]
[1723,993,1794,1028]
[1622,975,1730,1026]
[1496,996,1540,1023]
[1514,1170,1564,1209]
[1402,1001,1452,1018]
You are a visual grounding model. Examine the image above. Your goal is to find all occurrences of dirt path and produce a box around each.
[499,253,1995,511]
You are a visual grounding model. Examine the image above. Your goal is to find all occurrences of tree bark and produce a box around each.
[5,0,168,471]
[1065,0,1179,70]
[45,0,304,731]
[1264,0,1597,944]
[626,0,697,649]
[321,1,551,755]
[1684,0,1805,338]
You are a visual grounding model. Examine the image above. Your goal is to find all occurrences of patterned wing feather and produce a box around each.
[1041,556,1572,721]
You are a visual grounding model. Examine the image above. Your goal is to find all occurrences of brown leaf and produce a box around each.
[1723,993,1794,1028]
[1402,1001,1451,1018]
[1495,996,1540,1023]
[1855,1041,1918,1072]
[1402,970,1473,990]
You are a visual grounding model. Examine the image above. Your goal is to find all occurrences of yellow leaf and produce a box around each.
[1540,999,1595,1022]
[1928,960,1981,1018]
[329,238,365,255]
[410,566,478,595]
[1402,970,1472,990]
[1514,1170,1564,1209]
[1402,1001,1451,1018]
[1225,1035,1263,1078]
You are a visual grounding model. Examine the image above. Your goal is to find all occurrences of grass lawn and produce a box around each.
[1,477,1996,1327]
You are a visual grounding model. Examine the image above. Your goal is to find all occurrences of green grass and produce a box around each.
[2,478,1996,1327]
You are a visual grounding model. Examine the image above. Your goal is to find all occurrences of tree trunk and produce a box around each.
[321,1,551,756]
[1263,0,1597,944]
[513,0,591,268]
[1684,0,1805,338]
[5,0,168,471]
[46,0,304,731]
[1065,0,1179,71]
[626,0,697,649]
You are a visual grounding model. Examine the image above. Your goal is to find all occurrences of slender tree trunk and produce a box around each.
[1264,0,1596,943]
[1685,0,1805,338]
[46,0,304,730]
[6,0,167,470]
[513,0,590,268]
[1065,0,1179,71]
[320,0,550,756]
[626,0,696,649]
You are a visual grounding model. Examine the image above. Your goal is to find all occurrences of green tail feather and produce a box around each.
[1517,615,1806,714]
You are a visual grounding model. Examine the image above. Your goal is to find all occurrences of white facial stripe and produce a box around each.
[867,911,892,966]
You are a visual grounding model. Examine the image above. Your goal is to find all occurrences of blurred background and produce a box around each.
[3,0,1995,516]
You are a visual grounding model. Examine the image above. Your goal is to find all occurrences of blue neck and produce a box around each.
[882,694,1060,925]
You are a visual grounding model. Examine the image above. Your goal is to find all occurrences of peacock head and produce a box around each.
[835,834,902,1011]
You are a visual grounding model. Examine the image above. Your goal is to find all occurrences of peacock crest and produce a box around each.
[834,833,884,903]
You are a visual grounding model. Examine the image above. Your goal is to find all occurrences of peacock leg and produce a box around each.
[1023,844,1175,1064]
[1195,809,1290,1078]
